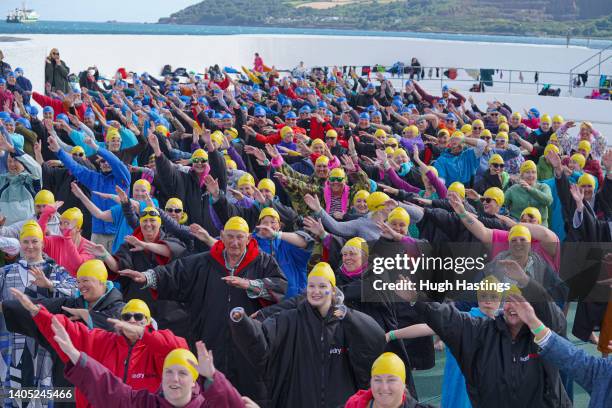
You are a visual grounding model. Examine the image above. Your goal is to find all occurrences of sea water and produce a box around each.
[0,20,611,50]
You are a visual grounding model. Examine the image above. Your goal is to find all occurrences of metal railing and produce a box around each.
[568,43,612,95]
[307,65,611,98]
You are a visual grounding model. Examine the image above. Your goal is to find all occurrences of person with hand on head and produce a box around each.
[230,262,386,408]
[509,293,611,408]
[44,48,70,94]
[52,317,244,408]
[10,292,188,408]
[0,221,76,404]
[114,216,287,406]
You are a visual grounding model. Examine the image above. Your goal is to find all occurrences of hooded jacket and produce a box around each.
[0,148,42,226]
[113,226,188,337]
[148,238,287,406]
[153,151,226,239]
[31,305,188,408]
[413,279,571,408]
[64,353,244,408]
[231,300,386,408]
[345,389,434,408]
[3,282,125,400]
[56,147,130,235]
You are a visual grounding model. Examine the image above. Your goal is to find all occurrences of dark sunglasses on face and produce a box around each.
[480,197,495,204]
[121,313,146,322]
[491,163,504,169]
[473,127,483,130]
[481,136,492,141]
[141,210,160,217]
[328,177,345,182]
[73,153,85,157]
[191,158,208,164]
[165,208,183,214]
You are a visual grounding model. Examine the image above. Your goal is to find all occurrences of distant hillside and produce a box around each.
[158,0,612,38]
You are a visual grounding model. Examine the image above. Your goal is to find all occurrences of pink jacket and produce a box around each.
[39,206,94,276]
[64,353,245,408]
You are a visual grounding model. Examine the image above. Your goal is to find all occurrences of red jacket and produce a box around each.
[255,125,306,145]
[309,117,334,140]
[33,306,188,408]
[345,389,418,408]
[32,92,87,120]
[65,353,244,408]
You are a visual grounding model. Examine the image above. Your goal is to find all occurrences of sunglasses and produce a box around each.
[480,197,495,204]
[481,136,492,141]
[165,208,183,214]
[141,210,160,217]
[490,113,499,116]
[255,115,266,118]
[445,119,455,123]
[191,158,208,164]
[325,137,336,141]
[491,163,504,169]
[328,177,345,182]
[73,153,85,157]
[473,127,483,131]
[52,52,59,56]
[121,313,146,322]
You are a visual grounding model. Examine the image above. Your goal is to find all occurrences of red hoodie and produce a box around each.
[32,92,87,120]
[33,306,188,408]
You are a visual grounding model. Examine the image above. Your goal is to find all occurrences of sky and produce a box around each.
[2,0,200,23]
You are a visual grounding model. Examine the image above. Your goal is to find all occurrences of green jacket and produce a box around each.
[537,156,554,181]
[504,182,553,227]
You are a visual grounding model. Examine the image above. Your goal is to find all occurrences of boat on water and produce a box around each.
[6,3,38,24]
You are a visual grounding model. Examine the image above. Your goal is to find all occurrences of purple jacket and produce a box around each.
[386,167,447,198]
[65,353,245,408]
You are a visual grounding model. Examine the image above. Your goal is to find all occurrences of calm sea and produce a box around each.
[1,20,611,49]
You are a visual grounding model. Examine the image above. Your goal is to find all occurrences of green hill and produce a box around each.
[158,0,612,38]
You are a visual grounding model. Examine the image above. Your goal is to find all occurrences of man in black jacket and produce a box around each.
[116,216,287,408]
[396,260,571,408]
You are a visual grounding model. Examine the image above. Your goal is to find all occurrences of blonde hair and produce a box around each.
[48,48,59,59]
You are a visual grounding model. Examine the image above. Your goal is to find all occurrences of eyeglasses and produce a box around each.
[121,313,146,322]
[491,163,504,169]
[165,208,183,214]
[480,197,495,204]
[328,177,345,182]
[191,158,208,164]
[141,210,160,217]
[73,153,85,157]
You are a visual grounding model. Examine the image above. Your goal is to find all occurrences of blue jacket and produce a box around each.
[441,307,487,408]
[434,147,481,186]
[539,331,611,408]
[254,234,311,298]
[57,148,130,235]
[476,145,521,183]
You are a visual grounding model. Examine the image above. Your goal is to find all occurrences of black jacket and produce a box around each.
[151,239,287,406]
[113,227,189,337]
[231,300,385,408]
[153,150,226,238]
[414,279,571,408]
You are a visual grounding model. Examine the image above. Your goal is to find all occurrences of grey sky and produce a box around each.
[2,0,199,23]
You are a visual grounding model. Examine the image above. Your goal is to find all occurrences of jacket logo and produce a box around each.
[519,353,540,362]
[329,347,347,355]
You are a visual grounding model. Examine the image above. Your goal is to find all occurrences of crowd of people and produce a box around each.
[0,48,609,408]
